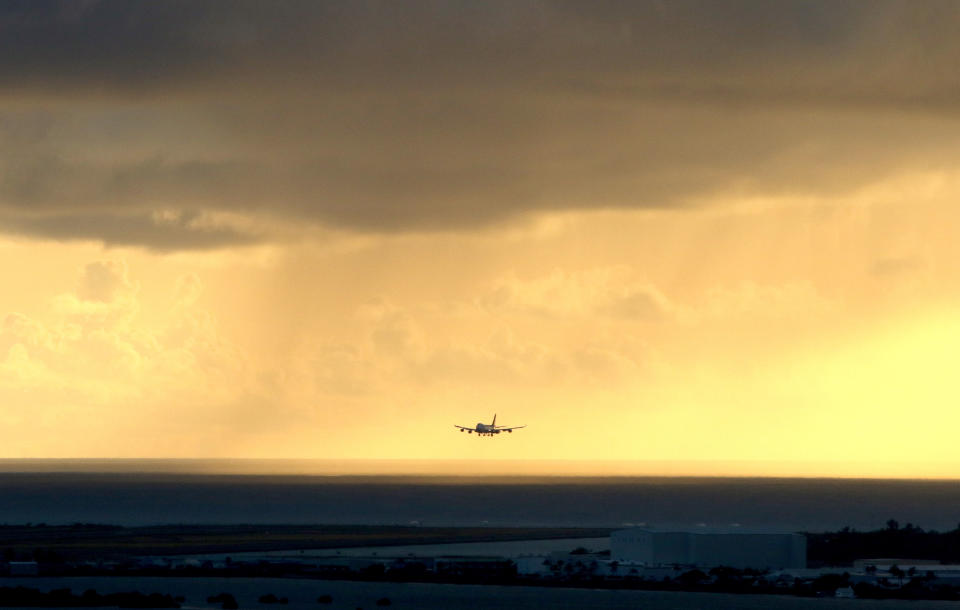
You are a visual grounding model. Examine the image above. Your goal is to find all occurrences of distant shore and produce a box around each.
[0,523,614,560]
[7,523,960,602]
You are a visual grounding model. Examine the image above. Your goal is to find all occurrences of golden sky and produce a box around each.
[2,1,960,475]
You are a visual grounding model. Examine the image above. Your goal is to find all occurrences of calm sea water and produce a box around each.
[1,460,960,531]
[1,576,958,610]
[184,537,612,561]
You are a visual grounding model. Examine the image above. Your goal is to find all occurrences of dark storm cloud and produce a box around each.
[4,1,957,105]
[1,1,959,248]
[0,210,259,251]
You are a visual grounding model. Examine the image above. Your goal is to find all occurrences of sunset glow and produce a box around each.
[2,2,960,477]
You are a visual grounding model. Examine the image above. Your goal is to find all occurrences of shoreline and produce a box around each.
[0,524,614,560]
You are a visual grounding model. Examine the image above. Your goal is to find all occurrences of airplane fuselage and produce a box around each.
[456,414,523,436]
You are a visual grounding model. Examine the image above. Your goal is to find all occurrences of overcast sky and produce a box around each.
[2,1,960,475]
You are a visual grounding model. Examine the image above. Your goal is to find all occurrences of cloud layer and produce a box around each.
[1,1,960,248]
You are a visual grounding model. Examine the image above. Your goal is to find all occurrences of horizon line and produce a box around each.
[1,458,959,480]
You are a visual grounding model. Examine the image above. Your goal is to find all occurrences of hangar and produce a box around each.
[611,528,806,570]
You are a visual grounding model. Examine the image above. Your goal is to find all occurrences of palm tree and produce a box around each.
[889,564,904,587]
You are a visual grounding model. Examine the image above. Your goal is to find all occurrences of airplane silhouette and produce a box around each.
[455,414,525,436]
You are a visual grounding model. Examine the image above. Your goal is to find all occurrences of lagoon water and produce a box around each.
[184,537,611,562]
[1,460,960,531]
[1,576,959,610]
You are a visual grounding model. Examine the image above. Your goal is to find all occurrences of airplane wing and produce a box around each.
[495,425,526,431]
[454,425,473,430]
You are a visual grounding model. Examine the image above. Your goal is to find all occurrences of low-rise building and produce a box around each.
[611,528,806,570]
[8,561,39,576]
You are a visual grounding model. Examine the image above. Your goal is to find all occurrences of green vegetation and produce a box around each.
[806,520,960,566]
[207,593,238,609]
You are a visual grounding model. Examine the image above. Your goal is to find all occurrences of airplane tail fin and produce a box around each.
[492,413,497,427]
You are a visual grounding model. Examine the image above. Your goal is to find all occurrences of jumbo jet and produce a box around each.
[455,414,525,436]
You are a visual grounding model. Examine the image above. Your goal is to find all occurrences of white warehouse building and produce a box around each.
[611,529,806,570]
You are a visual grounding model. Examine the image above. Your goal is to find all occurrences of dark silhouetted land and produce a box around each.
[0,523,613,561]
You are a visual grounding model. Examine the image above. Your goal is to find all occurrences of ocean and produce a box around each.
[0,460,959,531]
